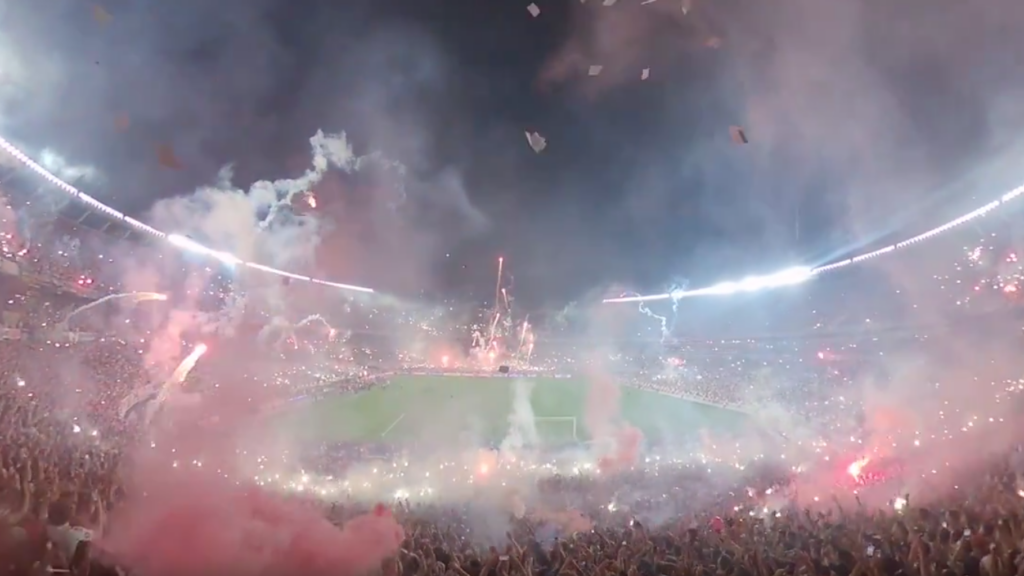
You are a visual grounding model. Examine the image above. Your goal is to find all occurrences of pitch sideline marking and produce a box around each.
[380,413,406,438]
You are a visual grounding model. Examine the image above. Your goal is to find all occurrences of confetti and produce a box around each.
[525,131,548,153]
[113,114,130,133]
[588,65,604,76]
[92,5,112,24]
[527,3,541,17]
[729,126,749,145]
[157,144,183,170]
[603,0,617,5]
[641,68,650,80]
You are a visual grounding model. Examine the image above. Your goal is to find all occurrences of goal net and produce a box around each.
[533,416,579,444]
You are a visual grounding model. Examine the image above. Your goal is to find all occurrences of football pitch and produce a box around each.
[270,375,751,445]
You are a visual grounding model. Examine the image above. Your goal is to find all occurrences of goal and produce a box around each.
[533,416,579,444]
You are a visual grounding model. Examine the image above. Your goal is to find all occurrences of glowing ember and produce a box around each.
[847,457,870,479]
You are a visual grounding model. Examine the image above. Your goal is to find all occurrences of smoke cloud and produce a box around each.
[500,379,540,454]
[102,468,404,576]
[544,0,1024,285]
[0,0,491,303]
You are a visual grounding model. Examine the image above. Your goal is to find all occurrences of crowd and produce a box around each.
[6,336,1024,576]
[0,298,1020,576]
[0,194,1022,575]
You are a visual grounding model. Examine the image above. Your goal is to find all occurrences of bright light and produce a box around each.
[167,234,241,266]
[847,457,870,479]
[0,133,375,294]
[605,183,1024,304]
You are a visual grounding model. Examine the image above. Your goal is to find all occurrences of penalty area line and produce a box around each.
[380,413,406,438]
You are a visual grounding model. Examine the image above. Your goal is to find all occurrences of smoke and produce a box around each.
[543,0,1024,492]
[584,368,643,472]
[0,4,494,418]
[862,331,1024,486]
[124,129,385,388]
[530,507,594,535]
[101,345,405,576]
[544,0,1024,285]
[38,148,100,184]
[0,190,19,249]
[102,469,404,576]
[0,2,490,299]
[146,130,358,272]
[499,379,540,454]
[539,0,699,95]
[584,370,620,443]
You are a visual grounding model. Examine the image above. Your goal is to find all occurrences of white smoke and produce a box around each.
[38,148,100,184]
[500,379,540,454]
[147,130,368,271]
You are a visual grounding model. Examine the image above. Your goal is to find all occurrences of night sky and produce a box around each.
[3,0,1024,309]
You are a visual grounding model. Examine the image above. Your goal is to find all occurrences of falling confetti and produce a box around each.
[682,0,693,14]
[527,3,541,17]
[588,65,604,76]
[525,131,547,153]
[603,0,617,5]
[92,5,112,24]
[729,126,749,145]
[641,68,650,80]
[113,113,130,133]
[157,144,183,170]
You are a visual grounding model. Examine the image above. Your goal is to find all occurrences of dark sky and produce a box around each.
[3,0,1024,308]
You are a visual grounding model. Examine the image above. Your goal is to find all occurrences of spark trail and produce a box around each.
[147,343,208,423]
[64,292,167,324]
[296,314,338,339]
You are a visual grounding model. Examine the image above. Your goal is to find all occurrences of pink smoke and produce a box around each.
[104,327,404,576]
[100,469,404,576]
[584,370,644,472]
[583,371,621,441]
[598,425,643,473]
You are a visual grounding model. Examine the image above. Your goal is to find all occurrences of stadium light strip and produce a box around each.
[604,184,1024,304]
[0,136,374,294]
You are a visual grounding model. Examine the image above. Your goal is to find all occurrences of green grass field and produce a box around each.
[270,375,750,445]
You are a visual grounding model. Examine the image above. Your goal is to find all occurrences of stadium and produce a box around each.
[1,124,1024,574]
[2,4,1024,572]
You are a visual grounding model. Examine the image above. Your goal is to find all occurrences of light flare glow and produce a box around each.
[0,135,375,294]
[606,185,1024,304]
